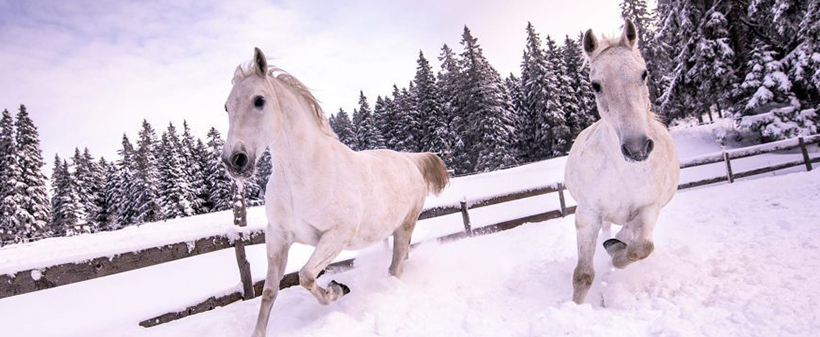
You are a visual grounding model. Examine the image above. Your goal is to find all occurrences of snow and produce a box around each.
[0,120,818,336]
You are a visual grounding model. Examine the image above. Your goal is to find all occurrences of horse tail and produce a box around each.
[411,153,450,196]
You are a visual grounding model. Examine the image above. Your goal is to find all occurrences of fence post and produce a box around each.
[557,183,567,217]
[232,182,254,300]
[460,200,472,236]
[799,137,813,171]
[723,151,734,183]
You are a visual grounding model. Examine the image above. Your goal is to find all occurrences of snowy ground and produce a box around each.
[1,119,818,336]
[105,170,820,336]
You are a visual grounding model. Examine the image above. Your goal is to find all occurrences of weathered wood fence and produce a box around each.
[0,134,817,327]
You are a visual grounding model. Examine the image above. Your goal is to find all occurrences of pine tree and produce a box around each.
[191,138,212,214]
[71,148,103,231]
[504,73,528,162]
[50,156,87,236]
[95,158,118,229]
[563,35,599,135]
[204,128,233,212]
[519,23,559,160]
[545,36,573,156]
[437,44,463,168]
[14,105,50,240]
[354,92,385,150]
[255,147,273,199]
[132,120,162,224]
[372,97,396,149]
[332,108,357,148]
[457,27,518,172]
[0,109,21,244]
[114,134,137,228]
[157,123,195,219]
[180,121,207,214]
[415,51,451,155]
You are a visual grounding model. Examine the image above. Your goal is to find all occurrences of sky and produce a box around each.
[0,0,629,173]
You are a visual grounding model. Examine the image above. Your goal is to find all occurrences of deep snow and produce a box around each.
[0,119,818,336]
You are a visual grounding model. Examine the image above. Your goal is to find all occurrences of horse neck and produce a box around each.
[268,88,334,179]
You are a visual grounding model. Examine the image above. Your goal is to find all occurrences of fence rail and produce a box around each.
[1,134,817,327]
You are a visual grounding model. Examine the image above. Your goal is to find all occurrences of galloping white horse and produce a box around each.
[222,48,450,336]
[564,20,680,304]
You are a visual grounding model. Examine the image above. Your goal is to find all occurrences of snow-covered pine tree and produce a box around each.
[736,41,817,140]
[373,96,396,150]
[691,10,737,122]
[254,147,272,199]
[205,127,233,212]
[564,35,599,135]
[350,108,362,151]
[70,148,101,232]
[457,26,519,173]
[415,51,451,156]
[114,134,137,228]
[518,23,553,160]
[157,123,195,219]
[0,109,21,245]
[542,36,571,156]
[132,120,163,224]
[354,92,385,150]
[504,73,528,162]
[94,158,118,229]
[437,44,464,169]
[180,121,207,214]
[333,108,357,149]
[14,105,50,240]
[50,156,87,236]
[389,85,418,152]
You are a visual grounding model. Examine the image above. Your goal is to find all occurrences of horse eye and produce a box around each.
[253,96,265,108]
[591,82,602,93]
[224,104,228,112]
[641,70,648,81]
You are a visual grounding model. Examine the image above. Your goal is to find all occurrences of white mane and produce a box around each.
[232,61,337,139]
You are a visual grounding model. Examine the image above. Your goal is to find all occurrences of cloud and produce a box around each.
[0,0,623,172]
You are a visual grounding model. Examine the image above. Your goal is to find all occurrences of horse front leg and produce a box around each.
[389,215,417,278]
[606,207,658,269]
[573,207,602,304]
[251,235,291,337]
[299,229,349,305]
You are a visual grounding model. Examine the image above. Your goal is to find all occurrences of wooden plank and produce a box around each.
[678,176,729,190]
[799,137,813,171]
[0,231,264,300]
[558,183,567,216]
[680,153,725,169]
[232,182,254,300]
[418,205,461,220]
[732,159,809,180]
[468,185,561,209]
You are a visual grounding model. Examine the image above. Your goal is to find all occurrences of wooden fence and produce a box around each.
[0,135,817,327]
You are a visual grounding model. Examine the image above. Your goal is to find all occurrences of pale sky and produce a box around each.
[0,0,629,172]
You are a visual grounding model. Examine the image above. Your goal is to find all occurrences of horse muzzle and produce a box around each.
[620,136,654,162]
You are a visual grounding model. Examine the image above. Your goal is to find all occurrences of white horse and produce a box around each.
[564,20,680,304]
[222,48,450,336]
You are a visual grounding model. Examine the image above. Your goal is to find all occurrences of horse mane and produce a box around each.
[232,61,338,139]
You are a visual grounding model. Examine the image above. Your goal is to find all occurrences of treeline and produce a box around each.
[627,0,819,140]
[329,24,599,174]
[0,107,272,245]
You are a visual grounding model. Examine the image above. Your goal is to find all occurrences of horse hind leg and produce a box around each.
[389,214,417,278]
[299,230,350,305]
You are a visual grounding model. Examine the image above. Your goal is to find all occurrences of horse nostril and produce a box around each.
[645,139,654,155]
[621,144,631,158]
[232,153,248,169]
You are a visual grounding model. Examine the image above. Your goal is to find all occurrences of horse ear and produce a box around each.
[583,29,598,56]
[254,47,268,77]
[621,19,638,49]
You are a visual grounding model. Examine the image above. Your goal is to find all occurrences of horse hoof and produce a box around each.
[603,238,627,255]
[329,280,350,295]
